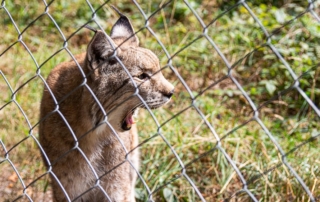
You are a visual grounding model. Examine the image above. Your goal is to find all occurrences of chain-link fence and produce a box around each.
[1,0,320,201]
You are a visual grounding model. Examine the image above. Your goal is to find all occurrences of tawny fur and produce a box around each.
[39,15,174,202]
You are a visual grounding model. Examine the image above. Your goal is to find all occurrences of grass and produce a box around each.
[0,0,320,201]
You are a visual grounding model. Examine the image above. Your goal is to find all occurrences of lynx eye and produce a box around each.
[108,58,118,65]
[96,56,105,64]
[138,73,149,80]
[96,56,118,65]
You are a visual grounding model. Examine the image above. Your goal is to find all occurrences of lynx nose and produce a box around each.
[164,89,174,98]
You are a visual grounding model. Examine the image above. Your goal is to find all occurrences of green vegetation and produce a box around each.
[0,0,319,201]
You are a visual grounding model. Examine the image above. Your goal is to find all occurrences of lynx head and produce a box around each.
[85,14,174,131]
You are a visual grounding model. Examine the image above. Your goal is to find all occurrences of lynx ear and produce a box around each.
[87,30,117,69]
[110,15,139,47]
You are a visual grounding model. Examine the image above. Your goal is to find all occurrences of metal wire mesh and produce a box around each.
[0,0,319,201]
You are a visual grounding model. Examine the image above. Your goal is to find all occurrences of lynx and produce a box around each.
[39,11,174,202]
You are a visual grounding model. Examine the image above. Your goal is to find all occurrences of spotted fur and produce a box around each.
[39,14,174,202]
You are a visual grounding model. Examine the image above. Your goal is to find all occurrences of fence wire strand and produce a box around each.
[0,0,319,201]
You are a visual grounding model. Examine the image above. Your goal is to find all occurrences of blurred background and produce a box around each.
[0,0,319,201]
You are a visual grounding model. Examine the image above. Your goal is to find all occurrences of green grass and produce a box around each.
[1,0,320,201]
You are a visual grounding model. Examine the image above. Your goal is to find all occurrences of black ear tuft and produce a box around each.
[110,5,125,17]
